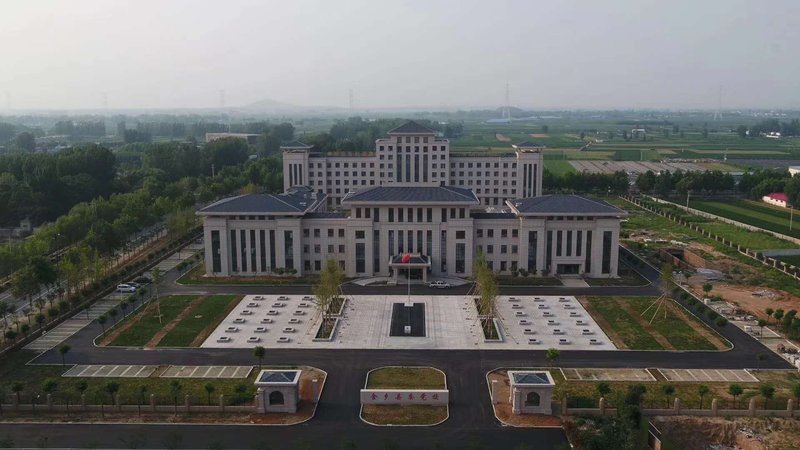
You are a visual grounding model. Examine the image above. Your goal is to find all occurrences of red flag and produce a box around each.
[402,253,411,263]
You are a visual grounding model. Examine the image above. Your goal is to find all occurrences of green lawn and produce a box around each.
[366,367,446,390]
[109,295,198,347]
[544,160,576,175]
[157,295,239,347]
[0,351,256,406]
[361,404,448,426]
[690,199,800,241]
[625,298,721,351]
[584,297,663,350]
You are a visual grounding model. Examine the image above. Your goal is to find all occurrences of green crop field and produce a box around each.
[157,295,239,347]
[109,295,198,347]
[689,199,800,241]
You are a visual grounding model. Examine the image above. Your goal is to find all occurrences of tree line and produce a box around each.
[736,118,800,137]
[544,169,630,195]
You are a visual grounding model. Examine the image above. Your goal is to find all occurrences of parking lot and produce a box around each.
[63,365,158,378]
[202,295,615,351]
[658,368,760,383]
[561,368,655,382]
[160,365,252,379]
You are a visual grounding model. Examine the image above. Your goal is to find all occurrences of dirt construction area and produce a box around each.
[653,416,800,450]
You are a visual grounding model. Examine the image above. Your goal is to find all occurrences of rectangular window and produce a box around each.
[374,230,380,273]
[556,230,563,257]
[250,230,257,270]
[566,231,572,257]
[576,231,582,257]
[602,231,613,274]
[211,230,221,273]
[408,208,413,223]
[389,208,394,222]
[399,208,404,222]
[477,229,483,238]
[487,229,494,238]
[487,245,493,254]
[501,245,507,254]
[315,260,321,271]
[527,231,537,273]
[426,230,432,259]
[427,208,432,223]
[456,230,465,239]
[388,230,395,257]
[240,230,248,272]
[355,242,366,273]
[585,230,592,273]
[417,230,423,253]
[501,229,508,238]
[546,230,553,272]
[373,208,379,222]
[440,230,447,272]
[259,230,267,272]
[284,230,294,270]
[355,230,365,239]
[417,208,422,223]
[398,230,404,253]
[459,208,465,219]
[455,243,466,273]
[269,230,276,271]
[441,208,447,222]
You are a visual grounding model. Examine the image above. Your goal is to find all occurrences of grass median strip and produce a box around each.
[366,367,446,390]
[109,295,197,347]
[362,367,448,426]
[582,297,663,350]
[157,295,240,347]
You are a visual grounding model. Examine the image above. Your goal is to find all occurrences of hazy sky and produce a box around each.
[2,0,799,111]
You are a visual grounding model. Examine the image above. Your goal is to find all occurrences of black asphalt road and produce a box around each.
[2,248,790,449]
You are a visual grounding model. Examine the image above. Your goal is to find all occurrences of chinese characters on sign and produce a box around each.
[360,389,448,406]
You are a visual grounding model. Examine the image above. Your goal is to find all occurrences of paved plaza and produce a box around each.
[202,294,615,350]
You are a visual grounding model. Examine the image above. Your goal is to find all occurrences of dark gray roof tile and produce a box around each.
[509,195,625,215]
[387,121,436,134]
[342,185,478,204]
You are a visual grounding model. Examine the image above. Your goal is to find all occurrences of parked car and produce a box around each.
[428,280,451,289]
[133,276,152,285]
[116,284,137,293]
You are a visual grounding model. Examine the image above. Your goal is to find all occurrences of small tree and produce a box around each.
[596,382,611,399]
[728,384,743,409]
[0,301,10,328]
[137,385,148,415]
[545,348,560,367]
[253,346,265,369]
[20,323,30,337]
[204,383,215,406]
[757,319,767,338]
[35,313,46,330]
[774,309,785,323]
[759,384,775,409]
[313,259,344,336]
[11,382,24,404]
[76,380,88,399]
[108,307,119,325]
[105,381,120,405]
[661,384,675,408]
[702,283,713,297]
[42,379,58,398]
[697,385,710,409]
[58,344,71,367]
[169,380,182,414]
[765,308,774,323]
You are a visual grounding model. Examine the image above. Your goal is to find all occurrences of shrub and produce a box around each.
[715,317,728,327]
[707,310,719,320]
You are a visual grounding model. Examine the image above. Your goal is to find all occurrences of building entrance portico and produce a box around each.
[389,254,431,283]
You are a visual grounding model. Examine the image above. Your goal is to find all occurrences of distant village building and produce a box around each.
[789,166,800,177]
[762,192,789,208]
[205,133,260,145]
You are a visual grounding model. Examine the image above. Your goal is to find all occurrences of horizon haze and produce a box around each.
[2,0,799,111]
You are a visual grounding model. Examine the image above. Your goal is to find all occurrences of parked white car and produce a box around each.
[428,280,451,289]
[116,284,137,293]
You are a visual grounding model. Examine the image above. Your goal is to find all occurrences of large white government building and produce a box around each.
[198,121,626,280]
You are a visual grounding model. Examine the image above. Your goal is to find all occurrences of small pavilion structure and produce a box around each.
[255,369,301,413]
[507,370,555,415]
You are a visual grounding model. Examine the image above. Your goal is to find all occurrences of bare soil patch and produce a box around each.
[688,278,799,322]
[529,133,550,138]
[488,370,562,427]
[495,133,511,142]
[654,416,800,450]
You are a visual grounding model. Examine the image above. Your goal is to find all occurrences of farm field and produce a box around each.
[580,296,726,351]
[689,199,800,241]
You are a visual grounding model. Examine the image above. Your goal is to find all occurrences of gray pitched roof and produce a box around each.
[511,372,552,385]
[258,370,300,384]
[471,212,517,220]
[342,185,479,204]
[387,120,436,134]
[513,141,545,148]
[509,195,626,215]
[199,189,324,215]
[280,140,311,149]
